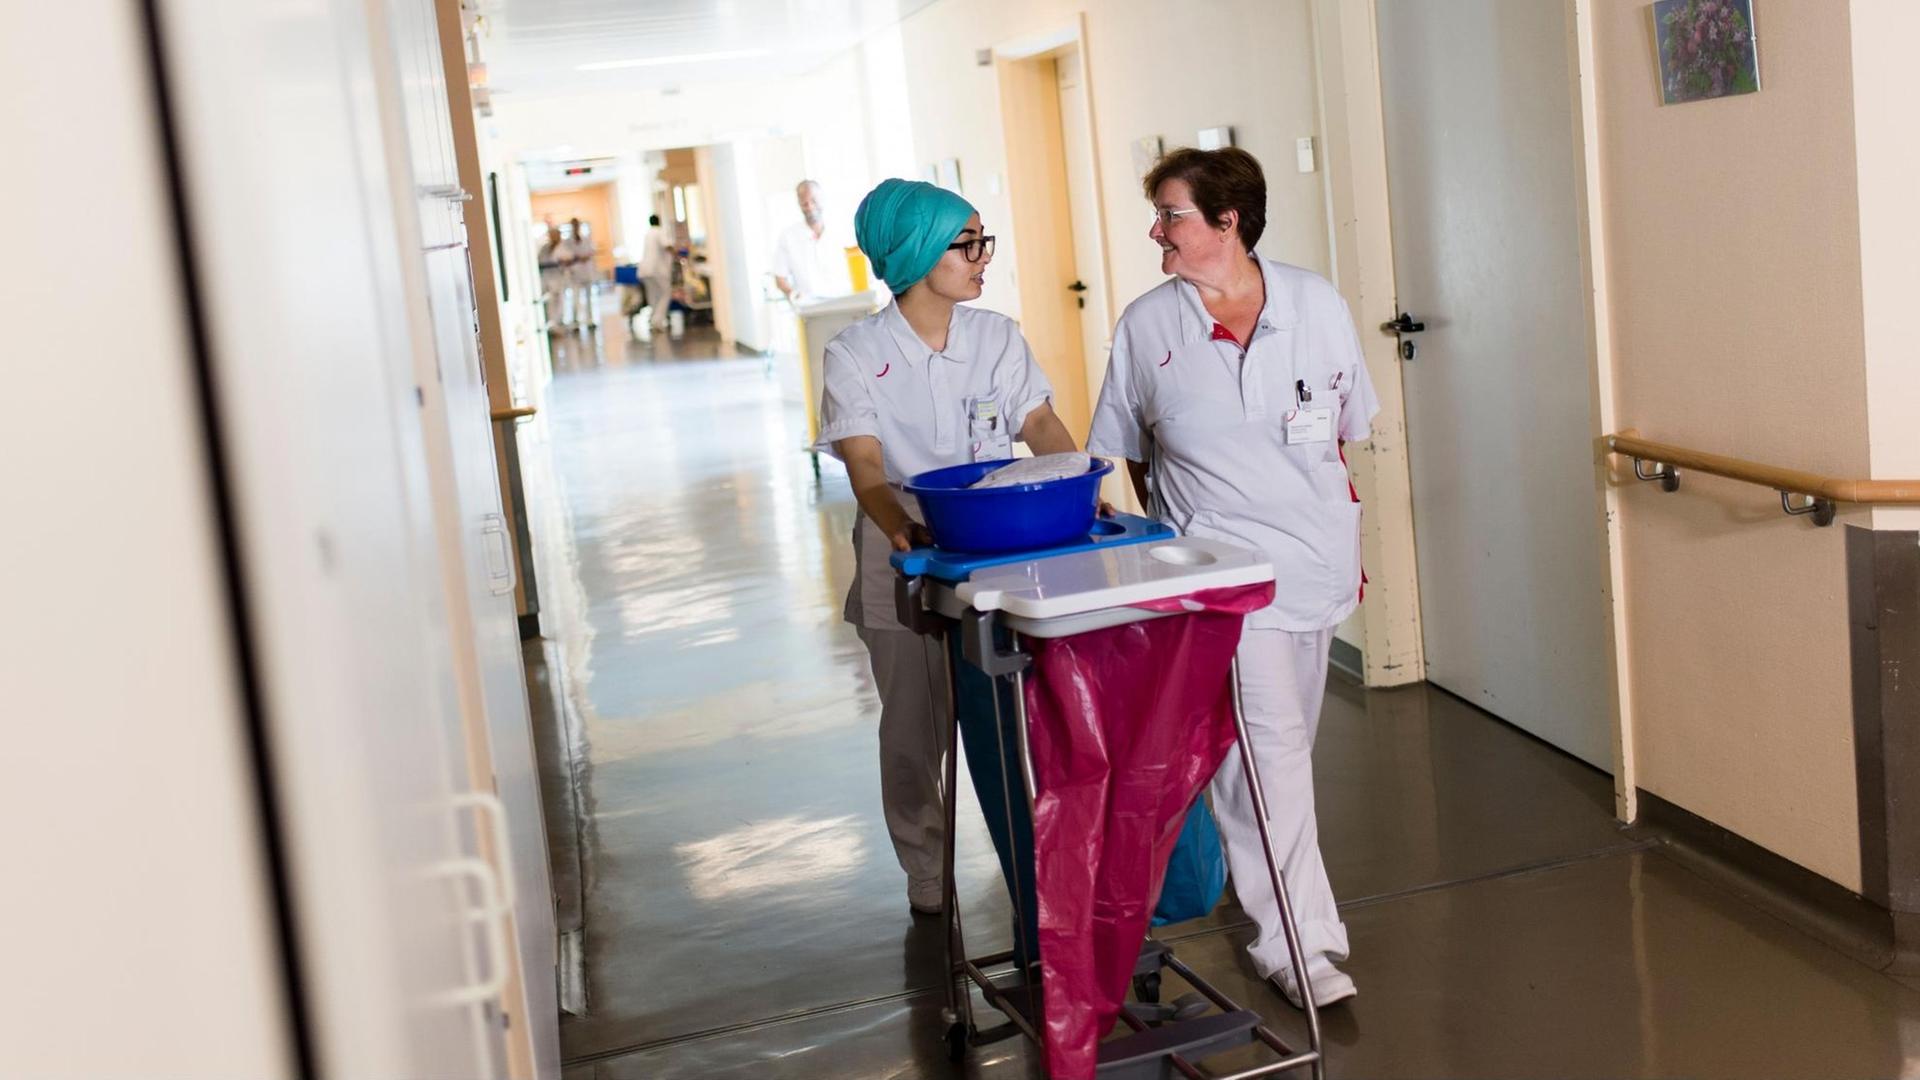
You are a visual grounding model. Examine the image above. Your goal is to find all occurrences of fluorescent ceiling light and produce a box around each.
[576,48,771,72]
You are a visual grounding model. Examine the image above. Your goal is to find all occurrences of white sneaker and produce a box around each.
[1272,958,1357,1010]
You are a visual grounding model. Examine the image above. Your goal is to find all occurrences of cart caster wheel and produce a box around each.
[946,1021,969,1062]
[1133,972,1162,1004]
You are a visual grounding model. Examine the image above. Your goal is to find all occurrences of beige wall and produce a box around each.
[894,0,1331,329]
[1595,0,1867,888]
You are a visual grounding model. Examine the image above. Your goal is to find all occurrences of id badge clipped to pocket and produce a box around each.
[968,396,1006,461]
[1285,405,1334,445]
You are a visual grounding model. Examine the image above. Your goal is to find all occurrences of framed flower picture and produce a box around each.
[1652,0,1760,105]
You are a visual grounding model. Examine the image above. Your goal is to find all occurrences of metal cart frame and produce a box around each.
[897,572,1326,1080]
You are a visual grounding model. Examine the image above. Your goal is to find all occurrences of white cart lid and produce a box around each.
[953,537,1274,621]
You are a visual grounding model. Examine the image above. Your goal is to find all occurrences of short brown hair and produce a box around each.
[1143,147,1266,251]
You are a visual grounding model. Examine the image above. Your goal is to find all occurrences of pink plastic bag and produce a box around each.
[1020,583,1273,1079]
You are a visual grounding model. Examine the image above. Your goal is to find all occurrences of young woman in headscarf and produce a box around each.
[816,178,1080,917]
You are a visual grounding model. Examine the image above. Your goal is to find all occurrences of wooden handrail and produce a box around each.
[1607,430,1920,504]
[490,405,536,422]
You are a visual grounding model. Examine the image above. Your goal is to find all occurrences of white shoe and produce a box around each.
[1272,958,1357,1010]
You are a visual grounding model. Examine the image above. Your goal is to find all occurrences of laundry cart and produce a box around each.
[892,516,1326,1080]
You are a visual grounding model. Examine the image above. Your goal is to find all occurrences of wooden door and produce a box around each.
[997,53,1093,439]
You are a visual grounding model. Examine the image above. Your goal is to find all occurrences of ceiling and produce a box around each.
[477,0,936,99]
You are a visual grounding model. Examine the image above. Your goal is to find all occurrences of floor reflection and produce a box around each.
[529,326,1920,1078]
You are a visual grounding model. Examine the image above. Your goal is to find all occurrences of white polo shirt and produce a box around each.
[817,301,1054,628]
[772,221,852,301]
[816,301,1053,483]
[1088,255,1380,631]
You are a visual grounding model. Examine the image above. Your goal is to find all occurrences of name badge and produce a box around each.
[1285,406,1333,445]
[969,397,999,426]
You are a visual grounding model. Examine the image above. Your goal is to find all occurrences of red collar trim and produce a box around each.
[1209,322,1241,347]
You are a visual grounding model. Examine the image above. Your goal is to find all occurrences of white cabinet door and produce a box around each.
[155,0,508,1073]
[382,0,561,1073]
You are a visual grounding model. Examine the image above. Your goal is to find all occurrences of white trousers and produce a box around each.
[644,274,672,329]
[1209,626,1349,977]
[855,626,951,889]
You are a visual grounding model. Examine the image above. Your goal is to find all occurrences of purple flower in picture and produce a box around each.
[1656,0,1759,104]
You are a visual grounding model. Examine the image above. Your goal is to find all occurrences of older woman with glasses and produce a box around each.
[1089,147,1380,1009]
[816,178,1080,917]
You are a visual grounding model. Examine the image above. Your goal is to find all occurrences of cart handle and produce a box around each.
[962,609,1031,677]
[894,572,954,636]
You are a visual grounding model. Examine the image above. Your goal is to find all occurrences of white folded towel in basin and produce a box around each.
[970,451,1092,489]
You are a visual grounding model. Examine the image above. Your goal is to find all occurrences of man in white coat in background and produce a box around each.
[771,180,852,305]
[636,213,676,338]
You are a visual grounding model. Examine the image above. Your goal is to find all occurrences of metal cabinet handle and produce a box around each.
[482,513,515,596]
[426,857,511,1007]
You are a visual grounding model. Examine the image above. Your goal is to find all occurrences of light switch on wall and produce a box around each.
[1296,136,1316,173]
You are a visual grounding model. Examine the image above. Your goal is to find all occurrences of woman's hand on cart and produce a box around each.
[889,520,934,552]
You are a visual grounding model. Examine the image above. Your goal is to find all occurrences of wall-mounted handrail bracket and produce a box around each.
[1780,491,1836,527]
[1632,457,1680,493]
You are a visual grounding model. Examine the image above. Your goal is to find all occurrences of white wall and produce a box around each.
[487,37,908,359]
[1851,1,1920,531]
[892,0,1331,325]
[3,4,294,1073]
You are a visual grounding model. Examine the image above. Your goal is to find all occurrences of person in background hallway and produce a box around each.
[772,180,851,304]
[566,217,597,331]
[1088,147,1379,1010]
[538,220,568,331]
[816,178,1080,916]
[637,213,675,338]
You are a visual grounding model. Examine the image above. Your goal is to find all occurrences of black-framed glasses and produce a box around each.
[947,235,996,263]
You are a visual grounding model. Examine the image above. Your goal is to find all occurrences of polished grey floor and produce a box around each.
[527,331,1920,1079]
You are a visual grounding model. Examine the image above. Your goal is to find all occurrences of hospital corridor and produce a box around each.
[13,1,1920,1079]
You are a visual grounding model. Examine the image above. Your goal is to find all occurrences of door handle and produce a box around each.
[1066,280,1088,292]
[1380,312,1425,334]
[418,183,473,202]
[482,513,516,597]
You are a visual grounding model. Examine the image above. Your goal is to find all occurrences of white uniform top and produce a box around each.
[816,301,1054,628]
[1088,254,1380,632]
[772,221,850,301]
[565,236,596,283]
[637,227,673,278]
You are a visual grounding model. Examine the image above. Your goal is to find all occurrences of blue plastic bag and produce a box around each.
[1152,797,1226,926]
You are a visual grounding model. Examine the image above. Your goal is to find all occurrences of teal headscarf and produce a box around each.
[854,179,977,295]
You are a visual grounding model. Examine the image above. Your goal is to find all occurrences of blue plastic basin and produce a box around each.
[904,458,1115,554]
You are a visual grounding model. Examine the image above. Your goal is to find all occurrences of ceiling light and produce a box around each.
[575,48,770,72]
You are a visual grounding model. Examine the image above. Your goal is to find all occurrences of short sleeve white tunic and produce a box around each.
[817,301,1054,629]
[1088,255,1380,632]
